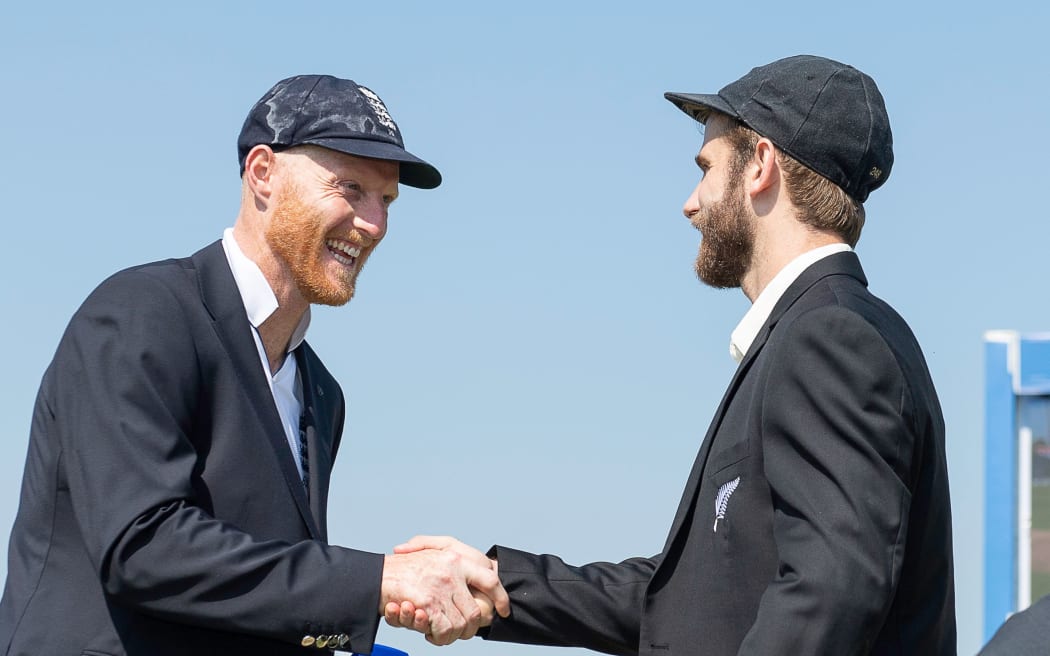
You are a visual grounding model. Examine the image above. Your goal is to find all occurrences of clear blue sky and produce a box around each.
[2,2,1047,654]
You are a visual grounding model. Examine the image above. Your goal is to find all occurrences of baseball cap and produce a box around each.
[664,55,892,203]
[238,75,441,189]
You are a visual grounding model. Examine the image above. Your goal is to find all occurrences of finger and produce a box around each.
[461,623,479,640]
[445,588,478,644]
[491,558,510,617]
[466,566,512,617]
[472,589,495,625]
[452,588,482,640]
[398,600,417,629]
[413,608,429,633]
[394,600,429,635]
[428,611,459,647]
[383,600,428,634]
[383,601,402,628]
[393,535,453,554]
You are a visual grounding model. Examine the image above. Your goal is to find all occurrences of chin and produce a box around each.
[300,277,356,307]
[314,288,354,307]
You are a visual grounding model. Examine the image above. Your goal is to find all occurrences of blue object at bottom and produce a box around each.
[352,644,408,656]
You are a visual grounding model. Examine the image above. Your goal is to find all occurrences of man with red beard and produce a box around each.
[0,75,508,656]
[387,56,956,655]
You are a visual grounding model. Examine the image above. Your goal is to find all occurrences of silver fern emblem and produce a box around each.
[713,476,741,532]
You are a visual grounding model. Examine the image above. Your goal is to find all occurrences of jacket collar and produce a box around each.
[730,244,852,363]
[191,240,323,539]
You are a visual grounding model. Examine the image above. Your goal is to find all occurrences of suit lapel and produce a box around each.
[295,346,335,541]
[660,251,867,554]
[662,329,768,552]
[192,241,321,540]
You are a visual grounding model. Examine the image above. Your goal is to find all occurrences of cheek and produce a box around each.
[318,203,347,230]
[697,176,724,206]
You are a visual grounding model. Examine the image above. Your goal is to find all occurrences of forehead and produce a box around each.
[700,114,734,149]
[694,115,734,167]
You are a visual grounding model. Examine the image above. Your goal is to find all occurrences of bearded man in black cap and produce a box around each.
[0,75,508,656]
[387,55,957,655]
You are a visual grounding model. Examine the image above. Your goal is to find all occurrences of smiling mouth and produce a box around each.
[325,238,362,268]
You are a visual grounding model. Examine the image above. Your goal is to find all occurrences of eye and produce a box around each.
[382,194,398,207]
[338,181,362,196]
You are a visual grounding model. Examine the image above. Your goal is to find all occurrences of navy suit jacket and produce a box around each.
[0,241,383,655]
[485,252,956,655]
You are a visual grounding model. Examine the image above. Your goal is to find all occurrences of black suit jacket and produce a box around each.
[485,252,956,655]
[978,593,1050,656]
[0,241,383,655]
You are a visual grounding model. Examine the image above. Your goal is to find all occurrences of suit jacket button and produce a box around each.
[315,635,329,648]
[301,635,316,647]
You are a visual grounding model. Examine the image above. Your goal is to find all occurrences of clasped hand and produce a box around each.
[379,536,509,646]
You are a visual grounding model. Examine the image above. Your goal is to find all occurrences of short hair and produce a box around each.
[723,120,866,246]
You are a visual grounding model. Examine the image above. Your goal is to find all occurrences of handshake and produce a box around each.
[379,536,510,646]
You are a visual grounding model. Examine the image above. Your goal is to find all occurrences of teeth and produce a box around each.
[325,239,361,258]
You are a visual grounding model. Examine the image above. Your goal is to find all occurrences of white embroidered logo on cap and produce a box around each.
[358,86,397,137]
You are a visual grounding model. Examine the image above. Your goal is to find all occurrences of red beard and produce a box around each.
[266,184,374,307]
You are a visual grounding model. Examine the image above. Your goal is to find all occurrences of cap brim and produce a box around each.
[664,92,738,124]
[303,137,442,189]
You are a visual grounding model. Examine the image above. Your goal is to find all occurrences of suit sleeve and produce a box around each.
[738,305,917,655]
[49,269,383,652]
[483,545,658,655]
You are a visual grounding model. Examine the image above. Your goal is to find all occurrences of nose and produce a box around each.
[352,197,389,241]
[682,180,703,220]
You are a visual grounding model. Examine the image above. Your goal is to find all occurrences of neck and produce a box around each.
[258,309,305,374]
[741,224,845,302]
[232,219,310,373]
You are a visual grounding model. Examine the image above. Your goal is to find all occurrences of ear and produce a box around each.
[243,145,277,209]
[747,137,779,199]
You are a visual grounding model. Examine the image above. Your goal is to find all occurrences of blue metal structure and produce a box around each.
[983,330,1050,642]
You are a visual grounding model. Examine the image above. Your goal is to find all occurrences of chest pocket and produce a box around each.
[708,434,750,475]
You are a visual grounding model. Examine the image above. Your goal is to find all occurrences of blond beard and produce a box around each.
[266,184,373,306]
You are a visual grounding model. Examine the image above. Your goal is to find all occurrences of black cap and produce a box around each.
[665,55,892,203]
[238,75,441,189]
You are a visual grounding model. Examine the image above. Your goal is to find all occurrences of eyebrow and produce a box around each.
[694,153,710,169]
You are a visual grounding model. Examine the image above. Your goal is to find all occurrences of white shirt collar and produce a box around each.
[221,228,310,353]
[729,243,851,363]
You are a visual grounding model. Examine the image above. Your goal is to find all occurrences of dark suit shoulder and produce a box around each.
[65,254,211,346]
[768,275,945,490]
[49,255,206,402]
[786,270,898,326]
[774,291,901,367]
[767,303,909,431]
[781,271,931,378]
[83,255,197,305]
